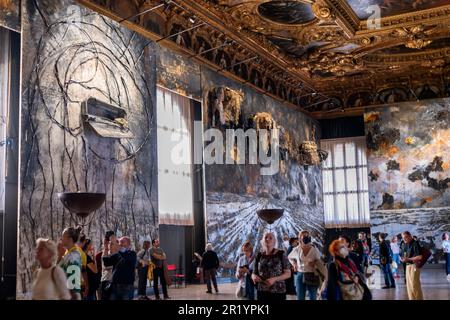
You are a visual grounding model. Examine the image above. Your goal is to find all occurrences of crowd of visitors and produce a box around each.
[30,225,446,301]
[32,228,171,300]
[234,230,444,301]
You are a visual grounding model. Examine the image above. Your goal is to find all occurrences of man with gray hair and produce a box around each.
[103,236,137,300]
[400,231,423,300]
[201,243,220,294]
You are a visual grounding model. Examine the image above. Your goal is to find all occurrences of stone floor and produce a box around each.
[148,265,449,301]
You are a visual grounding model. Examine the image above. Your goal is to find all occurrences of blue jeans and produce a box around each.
[84,293,97,300]
[392,254,401,275]
[294,272,318,300]
[381,263,395,287]
[112,284,134,300]
[445,253,450,275]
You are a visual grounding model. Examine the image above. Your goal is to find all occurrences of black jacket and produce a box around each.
[103,250,137,285]
[379,241,392,264]
[349,251,364,273]
[201,251,220,270]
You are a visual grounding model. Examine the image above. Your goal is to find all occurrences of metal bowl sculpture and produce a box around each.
[57,192,106,225]
[257,209,284,225]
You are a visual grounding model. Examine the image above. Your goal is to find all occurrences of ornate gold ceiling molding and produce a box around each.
[77,0,450,118]
[178,0,315,83]
[357,5,450,33]
[325,0,360,36]
[76,0,318,115]
[365,47,450,63]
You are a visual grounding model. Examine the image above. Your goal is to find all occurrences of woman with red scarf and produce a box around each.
[326,239,372,300]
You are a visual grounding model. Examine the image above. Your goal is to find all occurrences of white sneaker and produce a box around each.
[446,274,450,281]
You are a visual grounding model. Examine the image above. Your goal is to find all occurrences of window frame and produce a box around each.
[321,136,370,228]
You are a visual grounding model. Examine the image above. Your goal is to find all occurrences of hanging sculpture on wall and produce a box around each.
[209,86,244,128]
[297,126,328,167]
[207,86,328,167]
[248,112,277,155]
[82,98,134,139]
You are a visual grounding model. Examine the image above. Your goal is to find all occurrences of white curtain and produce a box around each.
[0,28,10,213]
[157,86,195,225]
[321,137,370,228]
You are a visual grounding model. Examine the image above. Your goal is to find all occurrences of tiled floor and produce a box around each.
[149,265,449,301]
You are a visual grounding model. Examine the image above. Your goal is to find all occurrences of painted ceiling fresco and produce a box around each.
[365,98,450,210]
[257,1,316,24]
[347,0,450,20]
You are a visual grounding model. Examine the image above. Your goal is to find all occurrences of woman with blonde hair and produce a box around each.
[252,232,291,301]
[201,243,220,293]
[32,238,71,300]
[236,241,255,300]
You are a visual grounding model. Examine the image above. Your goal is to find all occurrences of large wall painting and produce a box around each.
[202,67,325,274]
[18,0,158,297]
[365,98,450,262]
[156,46,326,275]
[365,99,449,210]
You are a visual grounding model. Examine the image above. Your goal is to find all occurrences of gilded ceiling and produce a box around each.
[79,0,450,117]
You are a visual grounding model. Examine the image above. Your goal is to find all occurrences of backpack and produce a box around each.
[415,243,431,268]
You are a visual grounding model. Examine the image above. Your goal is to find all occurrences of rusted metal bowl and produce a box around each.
[257,209,284,225]
[57,192,106,219]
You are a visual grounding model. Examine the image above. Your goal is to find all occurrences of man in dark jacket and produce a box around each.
[103,236,137,300]
[201,243,220,294]
[379,233,395,289]
[355,232,371,275]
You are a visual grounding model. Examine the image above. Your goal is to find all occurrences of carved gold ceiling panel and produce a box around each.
[79,0,450,117]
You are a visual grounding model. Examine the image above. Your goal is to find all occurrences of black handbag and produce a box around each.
[303,272,320,286]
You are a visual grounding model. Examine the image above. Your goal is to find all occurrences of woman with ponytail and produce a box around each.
[57,226,83,300]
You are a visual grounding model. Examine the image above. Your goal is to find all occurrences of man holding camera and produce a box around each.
[103,235,137,300]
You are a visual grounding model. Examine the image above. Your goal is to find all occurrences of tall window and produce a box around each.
[0,28,10,213]
[321,137,370,228]
[157,86,195,225]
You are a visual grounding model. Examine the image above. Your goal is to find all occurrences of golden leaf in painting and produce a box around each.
[404,136,415,145]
